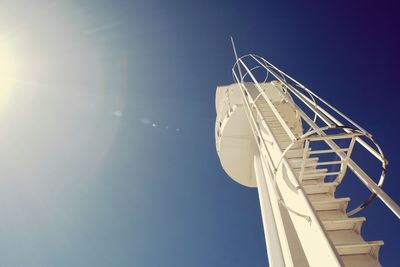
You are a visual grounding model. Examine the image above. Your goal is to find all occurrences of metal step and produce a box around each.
[273,132,292,139]
[271,128,302,139]
[341,254,382,267]
[335,241,383,258]
[311,197,350,212]
[297,168,328,181]
[274,134,292,143]
[292,166,318,174]
[285,148,310,159]
[317,210,348,220]
[322,217,366,233]
[270,124,296,131]
[327,229,365,245]
[289,157,319,169]
[266,120,291,127]
[302,182,338,195]
[308,193,334,202]
[279,141,304,150]
[256,102,277,109]
[264,114,287,121]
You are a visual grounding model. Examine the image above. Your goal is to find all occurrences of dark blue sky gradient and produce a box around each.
[1,0,400,266]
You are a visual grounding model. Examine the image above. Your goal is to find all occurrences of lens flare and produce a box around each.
[0,42,17,105]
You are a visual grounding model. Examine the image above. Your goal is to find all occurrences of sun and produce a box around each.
[0,42,17,101]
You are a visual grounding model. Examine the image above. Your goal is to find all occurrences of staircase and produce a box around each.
[253,94,383,267]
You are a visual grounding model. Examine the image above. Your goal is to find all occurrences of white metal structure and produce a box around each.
[215,52,400,266]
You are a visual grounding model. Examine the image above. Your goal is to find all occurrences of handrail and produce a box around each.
[272,124,387,216]
[231,54,400,219]
[252,54,385,163]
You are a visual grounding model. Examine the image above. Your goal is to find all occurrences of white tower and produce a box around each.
[215,52,400,266]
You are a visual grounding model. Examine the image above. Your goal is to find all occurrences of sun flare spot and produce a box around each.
[0,42,17,104]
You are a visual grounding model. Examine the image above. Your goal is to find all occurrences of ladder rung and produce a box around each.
[335,241,384,256]
[322,217,366,232]
[302,182,338,194]
[312,197,350,211]
[313,160,343,166]
[301,171,341,179]
[309,148,349,155]
[270,125,296,130]
[306,133,361,141]
[299,168,328,175]
[286,148,310,159]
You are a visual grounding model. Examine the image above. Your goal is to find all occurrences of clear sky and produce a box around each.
[0,0,399,266]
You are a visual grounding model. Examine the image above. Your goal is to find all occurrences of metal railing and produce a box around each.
[232,54,400,219]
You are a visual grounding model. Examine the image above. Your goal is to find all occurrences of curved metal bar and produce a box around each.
[232,54,392,217]
[343,129,387,216]
[241,65,270,83]
[272,124,388,217]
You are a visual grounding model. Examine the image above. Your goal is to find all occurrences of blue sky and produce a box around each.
[0,0,399,266]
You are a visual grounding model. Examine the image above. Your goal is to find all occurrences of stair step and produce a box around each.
[270,124,296,131]
[264,115,287,121]
[273,132,293,139]
[302,182,338,194]
[285,148,310,159]
[297,168,328,181]
[341,254,382,267]
[308,193,334,202]
[271,127,291,134]
[272,129,301,139]
[256,102,277,109]
[311,197,350,211]
[289,157,319,169]
[274,134,292,143]
[279,141,304,150]
[292,166,318,174]
[327,229,365,245]
[317,210,348,220]
[323,217,366,232]
[335,241,383,257]
[257,106,282,114]
[267,120,291,127]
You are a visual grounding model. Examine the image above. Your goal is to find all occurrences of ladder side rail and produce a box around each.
[273,150,343,266]
[234,72,297,266]
[254,155,292,267]
[233,70,344,267]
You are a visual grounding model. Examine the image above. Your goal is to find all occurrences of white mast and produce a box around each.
[215,53,399,266]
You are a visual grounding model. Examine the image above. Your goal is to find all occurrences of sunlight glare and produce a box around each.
[0,42,17,104]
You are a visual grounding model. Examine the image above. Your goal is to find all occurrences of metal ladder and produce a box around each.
[253,91,383,266]
[231,53,399,266]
